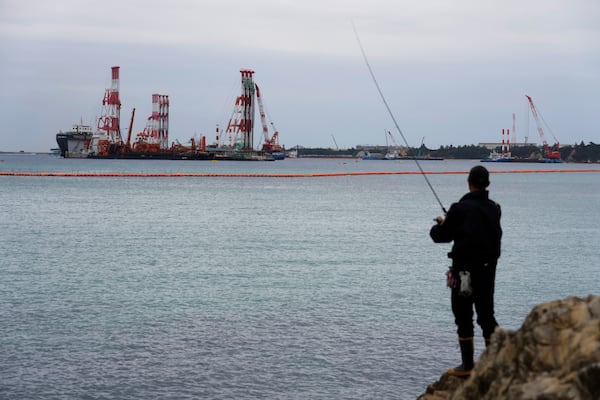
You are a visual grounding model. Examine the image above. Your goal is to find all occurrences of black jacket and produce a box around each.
[430,190,502,266]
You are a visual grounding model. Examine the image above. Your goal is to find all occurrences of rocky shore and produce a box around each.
[417,295,600,400]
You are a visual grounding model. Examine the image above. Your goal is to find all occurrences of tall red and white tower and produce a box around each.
[134,94,169,150]
[501,128,511,158]
[224,69,255,150]
[158,94,169,149]
[148,94,169,149]
[97,66,122,143]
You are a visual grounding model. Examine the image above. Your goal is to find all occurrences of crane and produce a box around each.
[386,130,401,148]
[124,108,135,153]
[255,83,283,154]
[525,95,561,160]
[384,130,406,159]
[512,112,517,145]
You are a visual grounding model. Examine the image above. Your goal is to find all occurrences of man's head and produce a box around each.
[468,166,490,191]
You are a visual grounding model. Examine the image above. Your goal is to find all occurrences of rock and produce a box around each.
[417,373,465,400]
[417,295,600,400]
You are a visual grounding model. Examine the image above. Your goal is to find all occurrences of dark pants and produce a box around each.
[451,262,498,339]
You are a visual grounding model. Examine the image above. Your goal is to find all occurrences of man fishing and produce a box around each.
[353,25,501,376]
[430,165,502,377]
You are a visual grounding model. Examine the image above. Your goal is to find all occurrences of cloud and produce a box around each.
[1,0,599,151]
[3,0,598,58]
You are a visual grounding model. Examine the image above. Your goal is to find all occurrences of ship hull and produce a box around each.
[56,133,92,158]
[88,150,274,161]
[269,152,285,160]
[481,158,563,163]
[88,151,216,160]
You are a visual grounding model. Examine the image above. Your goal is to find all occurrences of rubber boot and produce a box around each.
[448,337,474,377]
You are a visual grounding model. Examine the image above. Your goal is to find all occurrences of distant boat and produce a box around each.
[481,150,515,163]
[286,148,298,158]
[270,152,285,160]
[481,156,562,164]
[361,151,384,160]
[481,129,516,163]
[384,149,403,160]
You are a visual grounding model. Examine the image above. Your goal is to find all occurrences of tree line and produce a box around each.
[296,142,600,162]
[427,142,600,162]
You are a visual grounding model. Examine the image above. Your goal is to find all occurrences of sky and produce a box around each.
[1,0,599,152]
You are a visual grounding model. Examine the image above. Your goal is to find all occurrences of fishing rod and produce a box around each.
[352,23,447,214]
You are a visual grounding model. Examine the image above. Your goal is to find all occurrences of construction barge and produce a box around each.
[56,67,282,161]
[481,96,563,164]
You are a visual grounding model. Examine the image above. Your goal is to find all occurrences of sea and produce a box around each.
[1,154,599,400]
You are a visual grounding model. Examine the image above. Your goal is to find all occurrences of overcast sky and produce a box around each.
[1,0,598,151]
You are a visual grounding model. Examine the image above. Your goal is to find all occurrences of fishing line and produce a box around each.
[352,22,447,214]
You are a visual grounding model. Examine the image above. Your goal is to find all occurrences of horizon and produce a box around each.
[10,140,598,155]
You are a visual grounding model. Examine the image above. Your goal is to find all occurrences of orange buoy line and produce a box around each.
[1,169,599,178]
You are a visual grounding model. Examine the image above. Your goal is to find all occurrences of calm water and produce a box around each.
[1,155,599,399]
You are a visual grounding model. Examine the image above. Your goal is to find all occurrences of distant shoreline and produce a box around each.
[0,151,54,155]
[1,151,599,164]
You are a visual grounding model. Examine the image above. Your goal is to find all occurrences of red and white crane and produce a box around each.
[133,94,170,152]
[223,69,256,150]
[255,83,282,153]
[90,66,123,156]
[525,95,561,160]
[97,66,122,144]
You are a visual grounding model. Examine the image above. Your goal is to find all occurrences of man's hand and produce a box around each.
[434,216,445,225]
